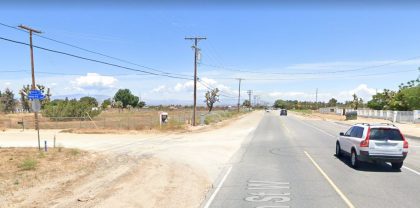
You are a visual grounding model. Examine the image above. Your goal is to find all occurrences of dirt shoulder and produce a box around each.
[291,111,420,138]
[0,111,264,208]
[0,148,210,208]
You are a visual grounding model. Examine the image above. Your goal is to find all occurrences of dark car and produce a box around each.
[280,109,287,116]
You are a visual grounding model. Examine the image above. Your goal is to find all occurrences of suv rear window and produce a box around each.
[369,128,403,141]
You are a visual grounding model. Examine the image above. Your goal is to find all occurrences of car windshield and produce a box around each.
[369,128,404,141]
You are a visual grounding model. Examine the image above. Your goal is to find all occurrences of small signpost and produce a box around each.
[31,100,41,112]
[159,112,168,127]
[28,90,45,100]
[27,89,45,151]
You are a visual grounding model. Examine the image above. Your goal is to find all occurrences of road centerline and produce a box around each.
[304,151,356,208]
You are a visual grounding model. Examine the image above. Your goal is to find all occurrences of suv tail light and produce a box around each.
[401,132,409,149]
[403,140,409,148]
[360,127,370,147]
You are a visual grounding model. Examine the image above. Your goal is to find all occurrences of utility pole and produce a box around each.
[315,88,318,110]
[236,78,242,112]
[247,90,252,111]
[19,24,42,151]
[185,36,206,126]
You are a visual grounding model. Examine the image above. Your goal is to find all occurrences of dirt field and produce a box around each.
[0,109,244,132]
[0,110,263,208]
[0,148,209,208]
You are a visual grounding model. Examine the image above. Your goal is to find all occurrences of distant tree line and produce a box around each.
[0,86,147,118]
[272,77,419,111]
[367,78,420,111]
[273,93,365,110]
[42,96,101,118]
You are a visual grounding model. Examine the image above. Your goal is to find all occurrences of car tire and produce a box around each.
[391,162,403,170]
[350,150,359,169]
[335,142,342,158]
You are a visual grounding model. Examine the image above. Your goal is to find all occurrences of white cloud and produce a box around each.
[337,84,377,101]
[72,73,117,91]
[267,84,377,102]
[152,85,167,93]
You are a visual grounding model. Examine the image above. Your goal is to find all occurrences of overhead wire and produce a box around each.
[0,22,192,78]
[0,36,193,80]
[200,59,420,75]
[203,69,418,81]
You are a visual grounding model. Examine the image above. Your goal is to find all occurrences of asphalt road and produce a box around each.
[205,111,420,208]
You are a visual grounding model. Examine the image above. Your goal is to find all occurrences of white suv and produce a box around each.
[336,123,409,170]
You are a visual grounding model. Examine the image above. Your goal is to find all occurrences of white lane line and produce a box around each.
[203,166,233,208]
[403,166,420,176]
[304,151,355,208]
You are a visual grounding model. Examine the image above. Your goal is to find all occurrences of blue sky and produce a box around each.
[1,5,420,105]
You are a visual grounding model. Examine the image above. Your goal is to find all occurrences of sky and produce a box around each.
[1,2,420,106]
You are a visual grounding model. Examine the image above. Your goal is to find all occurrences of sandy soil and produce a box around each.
[0,111,264,207]
[292,111,420,137]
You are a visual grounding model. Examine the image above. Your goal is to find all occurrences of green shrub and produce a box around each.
[19,158,37,170]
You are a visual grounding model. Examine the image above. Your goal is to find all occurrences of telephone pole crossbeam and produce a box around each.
[19,24,42,151]
[185,36,206,126]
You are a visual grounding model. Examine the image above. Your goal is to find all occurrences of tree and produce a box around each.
[400,86,420,110]
[327,98,338,107]
[113,89,139,108]
[79,96,98,107]
[204,88,220,112]
[42,98,101,118]
[243,100,251,108]
[1,88,16,113]
[115,101,124,112]
[351,93,359,109]
[20,85,31,112]
[101,99,111,109]
[137,101,146,108]
[20,84,52,112]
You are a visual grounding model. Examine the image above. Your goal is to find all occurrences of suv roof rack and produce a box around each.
[377,123,396,127]
[354,123,397,127]
[355,123,370,126]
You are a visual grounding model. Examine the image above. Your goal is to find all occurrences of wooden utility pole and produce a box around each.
[237,78,242,112]
[19,24,42,150]
[185,36,206,126]
[315,88,318,109]
[247,90,252,111]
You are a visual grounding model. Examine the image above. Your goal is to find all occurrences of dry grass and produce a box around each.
[1,109,244,133]
[0,147,99,197]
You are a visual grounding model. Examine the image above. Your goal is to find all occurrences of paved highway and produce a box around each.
[204,111,420,208]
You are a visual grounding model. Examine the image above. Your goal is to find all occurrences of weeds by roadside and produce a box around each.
[19,158,37,170]
[204,111,246,125]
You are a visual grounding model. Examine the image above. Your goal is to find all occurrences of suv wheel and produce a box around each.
[391,162,403,170]
[350,150,359,169]
[335,142,342,157]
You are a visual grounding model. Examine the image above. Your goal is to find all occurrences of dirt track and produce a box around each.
[0,111,263,207]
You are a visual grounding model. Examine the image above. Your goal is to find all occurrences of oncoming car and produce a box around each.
[336,123,408,170]
[280,109,287,116]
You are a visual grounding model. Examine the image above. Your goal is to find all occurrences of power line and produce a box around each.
[0,22,191,78]
[197,79,236,99]
[0,69,153,77]
[0,36,192,80]
[203,69,418,81]
[200,56,420,75]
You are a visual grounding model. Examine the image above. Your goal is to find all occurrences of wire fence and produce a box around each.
[0,109,241,130]
[1,109,202,130]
